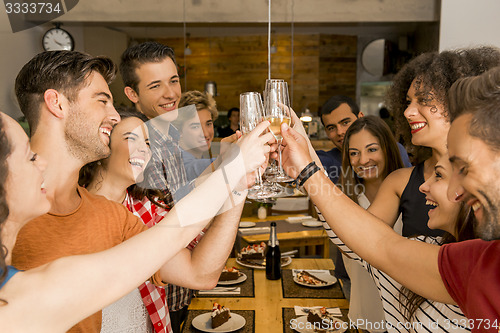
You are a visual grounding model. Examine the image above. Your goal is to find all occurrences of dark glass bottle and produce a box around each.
[266,222,281,280]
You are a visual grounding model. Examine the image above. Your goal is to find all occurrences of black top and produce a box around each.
[399,162,444,237]
[217,126,236,137]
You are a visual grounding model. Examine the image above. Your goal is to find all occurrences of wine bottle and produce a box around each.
[266,222,281,280]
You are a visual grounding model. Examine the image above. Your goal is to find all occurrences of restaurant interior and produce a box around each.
[1,0,498,332]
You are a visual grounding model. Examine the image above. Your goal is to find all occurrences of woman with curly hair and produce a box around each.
[366,46,500,238]
[0,111,270,332]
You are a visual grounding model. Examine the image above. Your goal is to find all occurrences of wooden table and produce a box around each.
[189,258,349,332]
[238,215,330,258]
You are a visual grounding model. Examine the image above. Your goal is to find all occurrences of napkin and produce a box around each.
[198,287,241,295]
[238,226,270,235]
[294,306,342,317]
[292,269,331,277]
[286,216,316,224]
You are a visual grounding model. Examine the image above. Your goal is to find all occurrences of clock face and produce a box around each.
[42,28,74,51]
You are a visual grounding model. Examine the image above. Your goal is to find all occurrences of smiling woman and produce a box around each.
[340,116,403,204]
[79,106,180,332]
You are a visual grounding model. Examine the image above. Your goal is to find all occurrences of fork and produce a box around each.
[212,286,239,292]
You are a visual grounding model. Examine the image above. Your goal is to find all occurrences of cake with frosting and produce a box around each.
[211,302,231,328]
[219,266,240,281]
[307,307,337,332]
[239,242,266,260]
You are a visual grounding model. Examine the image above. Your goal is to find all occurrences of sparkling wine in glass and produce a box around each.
[264,80,294,183]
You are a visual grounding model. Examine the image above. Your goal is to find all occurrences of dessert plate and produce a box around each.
[236,256,292,269]
[239,221,256,228]
[292,315,346,333]
[191,312,246,332]
[301,220,323,227]
[217,272,247,285]
[293,270,337,288]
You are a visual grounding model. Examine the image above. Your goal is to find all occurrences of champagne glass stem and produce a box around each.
[277,138,285,175]
[255,168,263,188]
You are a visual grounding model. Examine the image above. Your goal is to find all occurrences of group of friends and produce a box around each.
[0,40,498,333]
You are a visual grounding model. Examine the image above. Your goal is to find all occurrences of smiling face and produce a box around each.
[419,154,460,234]
[322,103,359,150]
[447,114,500,240]
[3,114,51,224]
[403,79,450,149]
[127,57,181,121]
[64,72,120,163]
[348,129,385,182]
[105,117,151,186]
[180,109,214,157]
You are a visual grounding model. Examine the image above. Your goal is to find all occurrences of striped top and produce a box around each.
[316,209,471,332]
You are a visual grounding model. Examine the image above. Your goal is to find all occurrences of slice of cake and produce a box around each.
[211,302,231,328]
[307,307,335,332]
[239,242,266,260]
[219,266,240,281]
[296,270,327,286]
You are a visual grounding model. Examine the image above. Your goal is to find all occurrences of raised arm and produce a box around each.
[158,197,245,289]
[0,122,273,333]
[367,167,412,228]
[277,123,454,305]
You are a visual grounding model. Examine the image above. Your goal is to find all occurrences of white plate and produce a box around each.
[239,221,256,228]
[217,272,247,285]
[191,312,246,332]
[301,220,323,227]
[292,315,346,333]
[293,271,337,288]
[236,256,292,270]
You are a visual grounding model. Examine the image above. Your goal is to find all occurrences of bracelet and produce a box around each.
[295,161,321,187]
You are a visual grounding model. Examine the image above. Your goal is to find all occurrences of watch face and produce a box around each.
[43,28,74,51]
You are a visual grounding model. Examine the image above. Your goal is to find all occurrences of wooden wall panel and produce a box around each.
[318,34,357,111]
[152,33,356,116]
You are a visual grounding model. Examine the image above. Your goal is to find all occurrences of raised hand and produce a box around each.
[236,120,274,174]
[275,123,312,179]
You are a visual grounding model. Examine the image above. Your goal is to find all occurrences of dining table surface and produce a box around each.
[188,258,349,332]
[236,214,330,258]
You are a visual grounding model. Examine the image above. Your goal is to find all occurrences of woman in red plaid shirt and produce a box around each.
[79,107,209,333]
[0,110,272,332]
[80,107,173,333]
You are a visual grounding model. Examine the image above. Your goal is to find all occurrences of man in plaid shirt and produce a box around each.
[121,41,221,333]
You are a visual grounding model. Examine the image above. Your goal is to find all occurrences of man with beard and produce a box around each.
[274,67,500,331]
[11,51,263,333]
[438,66,500,326]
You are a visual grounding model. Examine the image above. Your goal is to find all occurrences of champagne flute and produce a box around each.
[263,80,294,183]
[262,79,283,175]
[240,92,275,200]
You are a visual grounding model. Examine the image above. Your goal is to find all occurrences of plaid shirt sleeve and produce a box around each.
[142,124,189,208]
[124,193,173,333]
[166,228,207,311]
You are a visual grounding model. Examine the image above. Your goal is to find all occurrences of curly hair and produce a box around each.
[0,115,12,292]
[78,106,170,208]
[386,46,500,163]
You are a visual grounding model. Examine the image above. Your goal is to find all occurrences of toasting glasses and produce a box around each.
[239,92,275,200]
[263,79,294,183]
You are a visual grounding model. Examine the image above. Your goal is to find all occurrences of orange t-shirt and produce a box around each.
[12,187,163,332]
